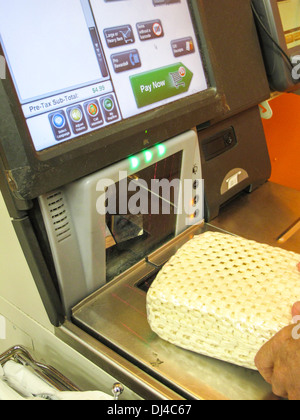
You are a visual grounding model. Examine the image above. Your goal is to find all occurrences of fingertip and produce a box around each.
[292,301,300,318]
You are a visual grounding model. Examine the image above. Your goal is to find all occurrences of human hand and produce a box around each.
[254,264,300,400]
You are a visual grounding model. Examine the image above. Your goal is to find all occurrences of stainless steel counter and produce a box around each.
[209,182,300,253]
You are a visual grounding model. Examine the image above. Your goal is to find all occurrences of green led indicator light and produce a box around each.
[144,150,153,163]
[129,156,140,170]
[157,144,167,157]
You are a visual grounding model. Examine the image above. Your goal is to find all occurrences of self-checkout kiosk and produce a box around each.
[252,0,300,92]
[0,0,298,400]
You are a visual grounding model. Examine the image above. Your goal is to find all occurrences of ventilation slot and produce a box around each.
[46,191,71,243]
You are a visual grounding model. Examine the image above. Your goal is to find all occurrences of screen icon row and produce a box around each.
[49,94,119,141]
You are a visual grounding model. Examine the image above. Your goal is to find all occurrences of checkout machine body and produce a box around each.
[0,0,274,400]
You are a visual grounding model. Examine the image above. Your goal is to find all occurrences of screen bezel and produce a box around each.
[0,0,225,202]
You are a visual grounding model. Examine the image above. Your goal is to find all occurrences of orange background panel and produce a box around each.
[262,93,300,191]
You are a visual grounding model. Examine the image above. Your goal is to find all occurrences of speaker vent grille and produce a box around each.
[46,191,71,242]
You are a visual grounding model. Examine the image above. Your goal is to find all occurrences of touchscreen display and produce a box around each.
[0,0,208,152]
[277,0,300,48]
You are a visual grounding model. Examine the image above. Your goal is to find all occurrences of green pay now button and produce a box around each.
[130,63,193,108]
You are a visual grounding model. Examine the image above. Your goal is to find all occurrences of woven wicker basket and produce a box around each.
[147,232,300,369]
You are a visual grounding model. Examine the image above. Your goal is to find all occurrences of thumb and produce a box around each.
[292,302,300,319]
[291,264,300,318]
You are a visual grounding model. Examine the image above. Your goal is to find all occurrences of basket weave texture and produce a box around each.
[147,232,300,369]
